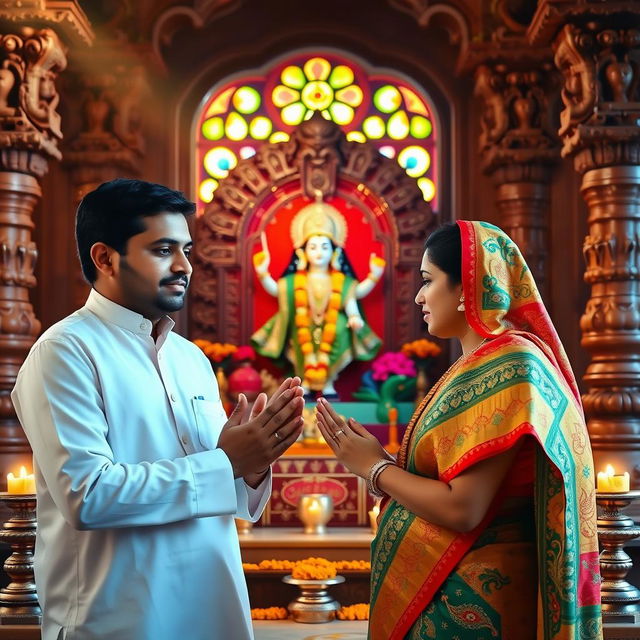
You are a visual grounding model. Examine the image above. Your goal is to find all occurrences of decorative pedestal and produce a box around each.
[282,575,345,623]
[596,491,640,625]
[0,494,40,625]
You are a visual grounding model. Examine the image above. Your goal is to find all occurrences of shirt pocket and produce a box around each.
[191,398,227,450]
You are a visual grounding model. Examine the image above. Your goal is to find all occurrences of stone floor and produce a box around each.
[253,619,367,639]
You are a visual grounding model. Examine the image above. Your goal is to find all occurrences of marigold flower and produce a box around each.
[321,323,336,343]
[325,308,338,324]
[250,607,288,620]
[337,603,369,620]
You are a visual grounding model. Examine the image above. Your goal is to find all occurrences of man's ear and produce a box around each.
[90,242,117,278]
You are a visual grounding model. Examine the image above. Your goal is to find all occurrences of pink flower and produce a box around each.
[371,352,417,381]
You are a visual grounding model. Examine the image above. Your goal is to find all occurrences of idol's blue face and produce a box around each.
[415,250,464,339]
[305,235,333,269]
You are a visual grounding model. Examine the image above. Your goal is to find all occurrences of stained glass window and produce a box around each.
[195,52,439,211]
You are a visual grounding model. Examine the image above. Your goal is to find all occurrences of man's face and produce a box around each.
[113,212,193,320]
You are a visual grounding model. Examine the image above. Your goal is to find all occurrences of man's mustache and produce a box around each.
[160,275,189,287]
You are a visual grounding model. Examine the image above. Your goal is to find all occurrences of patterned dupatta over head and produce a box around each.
[369,221,602,640]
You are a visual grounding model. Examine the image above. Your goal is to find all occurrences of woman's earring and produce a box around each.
[457,296,465,312]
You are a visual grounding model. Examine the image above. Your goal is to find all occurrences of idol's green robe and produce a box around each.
[251,273,381,387]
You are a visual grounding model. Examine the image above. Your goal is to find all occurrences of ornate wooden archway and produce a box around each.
[190,113,437,352]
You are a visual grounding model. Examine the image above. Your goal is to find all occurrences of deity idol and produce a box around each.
[251,198,385,397]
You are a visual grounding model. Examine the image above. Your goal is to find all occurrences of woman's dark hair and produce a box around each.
[76,178,196,283]
[280,238,357,279]
[424,222,462,285]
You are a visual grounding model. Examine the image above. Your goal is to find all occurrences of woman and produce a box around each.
[316,221,602,639]
[252,197,384,396]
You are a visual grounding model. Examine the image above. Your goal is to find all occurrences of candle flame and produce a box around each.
[19,466,27,478]
[605,464,615,477]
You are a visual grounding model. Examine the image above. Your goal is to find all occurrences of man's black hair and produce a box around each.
[76,178,196,283]
[424,222,462,285]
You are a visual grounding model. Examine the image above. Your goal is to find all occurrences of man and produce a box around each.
[11,178,304,640]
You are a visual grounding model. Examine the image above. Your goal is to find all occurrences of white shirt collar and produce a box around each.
[84,289,175,340]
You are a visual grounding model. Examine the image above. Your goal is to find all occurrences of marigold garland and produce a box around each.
[242,557,371,575]
[250,607,288,620]
[337,603,369,620]
[294,270,345,388]
[400,338,442,359]
[192,340,238,363]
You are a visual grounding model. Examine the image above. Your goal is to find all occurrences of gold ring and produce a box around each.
[335,429,344,437]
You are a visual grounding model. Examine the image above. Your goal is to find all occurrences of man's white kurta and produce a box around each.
[11,290,270,640]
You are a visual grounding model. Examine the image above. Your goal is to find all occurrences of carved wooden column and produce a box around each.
[0,5,92,478]
[474,64,558,298]
[466,49,559,299]
[65,57,148,310]
[530,3,640,486]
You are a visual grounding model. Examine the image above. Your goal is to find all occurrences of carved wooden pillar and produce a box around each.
[65,59,148,310]
[472,62,558,299]
[529,5,640,486]
[0,6,92,479]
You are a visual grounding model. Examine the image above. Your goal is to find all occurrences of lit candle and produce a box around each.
[597,464,630,493]
[298,494,333,534]
[368,503,380,533]
[308,501,321,513]
[7,466,36,494]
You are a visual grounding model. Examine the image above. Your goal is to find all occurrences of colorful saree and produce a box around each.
[369,221,602,640]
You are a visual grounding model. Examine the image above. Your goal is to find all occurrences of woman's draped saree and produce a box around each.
[369,221,602,640]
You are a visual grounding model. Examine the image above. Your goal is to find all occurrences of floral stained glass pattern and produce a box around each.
[195,52,439,210]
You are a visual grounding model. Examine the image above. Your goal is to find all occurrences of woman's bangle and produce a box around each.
[366,459,395,497]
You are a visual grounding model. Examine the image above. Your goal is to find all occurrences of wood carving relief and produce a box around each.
[545,10,640,485]
[65,55,150,311]
[553,22,640,170]
[0,28,66,164]
[0,19,74,457]
[191,114,436,353]
[472,60,559,296]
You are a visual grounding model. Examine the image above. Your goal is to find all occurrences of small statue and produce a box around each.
[251,196,384,397]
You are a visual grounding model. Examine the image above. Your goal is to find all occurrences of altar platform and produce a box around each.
[239,527,373,563]
[0,621,368,639]
[254,619,367,639]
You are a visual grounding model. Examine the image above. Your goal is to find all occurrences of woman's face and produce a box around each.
[305,235,333,269]
[415,250,465,338]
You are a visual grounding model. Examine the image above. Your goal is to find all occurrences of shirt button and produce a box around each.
[170,393,177,402]
[139,322,146,330]
[181,435,188,445]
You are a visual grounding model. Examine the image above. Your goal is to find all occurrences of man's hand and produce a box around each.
[218,377,304,479]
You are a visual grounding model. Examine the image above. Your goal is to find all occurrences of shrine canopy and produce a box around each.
[195,50,439,212]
